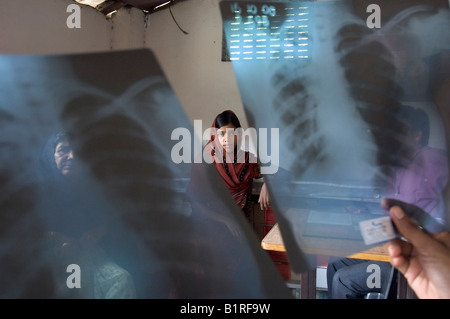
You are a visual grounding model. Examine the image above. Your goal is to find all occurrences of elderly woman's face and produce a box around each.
[54,140,74,176]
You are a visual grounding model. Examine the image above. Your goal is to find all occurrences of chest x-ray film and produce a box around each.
[0,49,293,298]
[221,0,450,272]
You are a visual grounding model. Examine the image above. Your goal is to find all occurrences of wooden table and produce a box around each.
[262,223,390,261]
[262,223,415,299]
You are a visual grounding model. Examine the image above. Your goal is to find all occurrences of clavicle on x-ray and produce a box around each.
[0,50,292,298]
[221,0,450,272]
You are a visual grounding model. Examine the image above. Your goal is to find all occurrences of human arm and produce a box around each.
[258,182,270,211]
[384,204,450,299]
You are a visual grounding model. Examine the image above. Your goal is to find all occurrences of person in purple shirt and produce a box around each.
[326,105,449,299]
[386,106,448,223]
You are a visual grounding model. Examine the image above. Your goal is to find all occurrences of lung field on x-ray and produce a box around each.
[222,0,450,270]
[267,2,412,184]
[0,49,296,298]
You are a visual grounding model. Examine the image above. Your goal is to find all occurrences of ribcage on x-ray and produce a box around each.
[271,60,326,178]
[59,81,201,298]
[0,50,292,299]
[269,5,410,182]
[336,24,407,178]
[58,78,265,298]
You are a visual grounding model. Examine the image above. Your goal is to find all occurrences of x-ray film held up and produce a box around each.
[221,0,450,272]
[0,49,292,298]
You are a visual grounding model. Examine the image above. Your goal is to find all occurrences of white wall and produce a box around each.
[111,6,146,50]
[145,0,246,128]
[0,0,246,130]
[0,0,112,54]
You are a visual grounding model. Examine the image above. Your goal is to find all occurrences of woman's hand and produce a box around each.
[258,182,270,211]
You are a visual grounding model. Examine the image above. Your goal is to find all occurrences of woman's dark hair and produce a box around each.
[214,110,242,129]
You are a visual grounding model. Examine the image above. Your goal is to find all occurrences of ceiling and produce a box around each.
[77,0,450,17]
[75,0,189,15]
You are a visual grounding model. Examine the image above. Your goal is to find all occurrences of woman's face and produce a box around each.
[54,140,75,176]
[217,123,238,154]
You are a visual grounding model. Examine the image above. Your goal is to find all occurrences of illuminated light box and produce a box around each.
[221,1,311,61]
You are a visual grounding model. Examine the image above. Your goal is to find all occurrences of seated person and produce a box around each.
[327,105,448,298]
[37,131,136,298]
[189,110,270,221]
